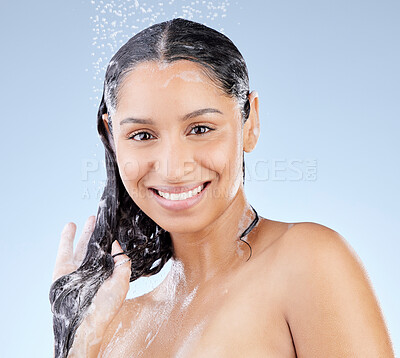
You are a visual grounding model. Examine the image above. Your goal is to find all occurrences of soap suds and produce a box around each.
[152,258,186,302]
[79,4,255,357]
[88,0,233,213]
[174,319,207,358]
[236,203,260,259]
[181,285,198,310]
[162,70,206,87]
[236,203,258,240]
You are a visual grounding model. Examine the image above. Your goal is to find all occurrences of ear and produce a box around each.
[102,113,111,134]
[243,90,260,153]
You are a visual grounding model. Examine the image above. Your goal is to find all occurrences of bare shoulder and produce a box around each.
[109,292,153,326]
[271,220,371,310]
[276,221,360,265]
[253,219,365,288]
[273,221,375,296]
[265,221,395,357]
[100,293,152,353]
[252,219,353,256]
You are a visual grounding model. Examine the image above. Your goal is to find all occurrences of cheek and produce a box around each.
[116,150,140,182]
[115,146,150,196]
[196,129,243,184]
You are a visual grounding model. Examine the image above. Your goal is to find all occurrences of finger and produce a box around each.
[74,215,96,266]
[53,222,76,281]
[86,241,131,327]
[111,240,131,267]
[103,240,131,294]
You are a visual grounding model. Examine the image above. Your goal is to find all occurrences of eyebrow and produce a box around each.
[119,108,223,126]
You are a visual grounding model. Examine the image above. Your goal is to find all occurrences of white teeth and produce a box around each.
[157,183,205,200]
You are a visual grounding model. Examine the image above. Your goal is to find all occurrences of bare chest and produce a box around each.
[101,270,296,358]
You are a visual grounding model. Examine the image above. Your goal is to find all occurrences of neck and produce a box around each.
[166,187,258,294]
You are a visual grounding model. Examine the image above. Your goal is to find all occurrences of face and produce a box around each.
[105,60,251,234]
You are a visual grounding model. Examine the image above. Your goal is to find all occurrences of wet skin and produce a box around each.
[100,217,299,357]
[95,61,394,357]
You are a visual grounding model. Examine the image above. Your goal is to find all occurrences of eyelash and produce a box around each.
[127,125,215,141]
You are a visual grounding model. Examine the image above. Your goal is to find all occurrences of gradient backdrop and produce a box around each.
[1,0,399,356]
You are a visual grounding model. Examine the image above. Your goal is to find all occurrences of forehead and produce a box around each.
[116,60,226,106]
[123,60,211,85]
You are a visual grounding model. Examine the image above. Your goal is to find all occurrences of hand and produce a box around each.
[52,216,132,357]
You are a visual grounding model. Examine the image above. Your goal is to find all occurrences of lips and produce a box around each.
[148,181,211,210]
[150,181,209,194]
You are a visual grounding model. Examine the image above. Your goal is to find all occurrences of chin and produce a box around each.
[151,211,213,234]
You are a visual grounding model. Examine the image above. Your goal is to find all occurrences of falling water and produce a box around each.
[85,0,234,298]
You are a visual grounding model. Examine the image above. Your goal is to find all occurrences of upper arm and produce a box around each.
[280,223,395,358]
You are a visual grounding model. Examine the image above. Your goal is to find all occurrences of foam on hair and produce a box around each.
[49,18,252,357]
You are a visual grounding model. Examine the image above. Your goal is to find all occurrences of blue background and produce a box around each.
[0,0,398,356]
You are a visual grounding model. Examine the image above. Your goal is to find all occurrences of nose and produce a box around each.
[155,136,196,182]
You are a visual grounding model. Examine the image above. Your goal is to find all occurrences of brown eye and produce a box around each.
[128,131,155,141]
[189,125,213,135]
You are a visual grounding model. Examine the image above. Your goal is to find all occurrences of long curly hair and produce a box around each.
[49,18,251,358]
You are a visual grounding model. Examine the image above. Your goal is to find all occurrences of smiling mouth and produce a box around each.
[150,181,211,201]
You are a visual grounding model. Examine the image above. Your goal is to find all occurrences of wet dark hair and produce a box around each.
[49,18,251,358]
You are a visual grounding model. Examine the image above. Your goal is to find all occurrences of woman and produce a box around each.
[50,18,395,357]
